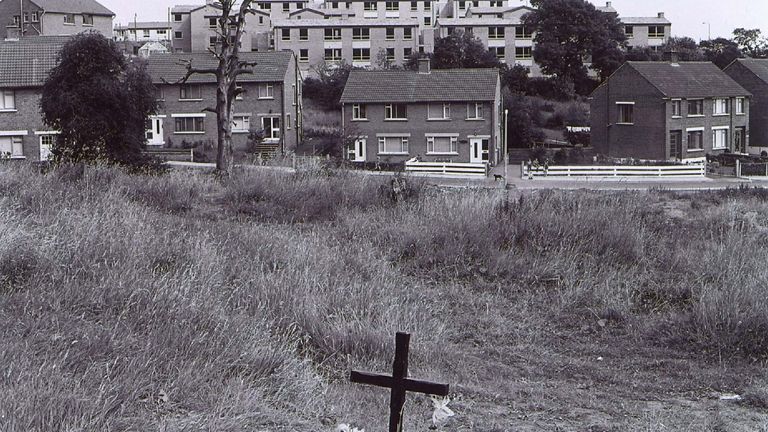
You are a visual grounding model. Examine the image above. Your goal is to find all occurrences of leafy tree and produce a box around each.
[503,91,545,148]
[665,37,705,61]
[432,30,501,69]
[700,38,743,69]
[523,0,626,84]
[501,64,530,94]
[733,28,768,58]
[303,61,354,111]
[40,33,157,165]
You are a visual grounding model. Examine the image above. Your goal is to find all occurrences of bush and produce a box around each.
[303,62,353,110]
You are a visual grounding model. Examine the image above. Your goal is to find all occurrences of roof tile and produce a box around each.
[627,62,751,98]
[0,36,69,88]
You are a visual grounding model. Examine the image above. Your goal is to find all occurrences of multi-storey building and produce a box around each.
[0,0,114,40]
[591,61,751,160]
[0,36,68,161]
[170,0,272,52]
[316,0,438,29]
[145,51,303,154]
[340,59,503,165]
[620,13,671,51]
[114,22,173,43]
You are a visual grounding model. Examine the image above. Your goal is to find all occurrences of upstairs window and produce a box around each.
[324,27,341,40]
[174,31,183,39]
[353,27,370,40]
[32,12,39,22]
[403,27,413,40]
[386,48,395,61]
[283,2,291,11]
[173,13,183,22]
[0,90,15,110]
[385,103,408,120]
[515,25,532,39]
[736,97,746,114]
[12,15,20,27]
[299,28,308,40]
[299,48,309,62]
[258,83,274,99]
[688,99,704,116]
[616,102,634,124]
[713,98,729,115]
[671,99,681,117]
[411,1,418,11]
[490,46,505,61]
[324,48,342,61]
[64,13,75,24]
[353,48,370,61]
[427,103,450,120]
[386,1,398,11]
[364,2,377,11]
[467,102,484,120]
[352,104,367,120]
[648,25,665,38]
[281,28,291,41]
[83,14,93,25]
[209,17,218,28]
[488,26,504,39]
[424,1,431,11]
[515,46,531,59]
[258,2,272,10]
[625,25,634,38]
[179,85,202,100]
[385,27,395,40]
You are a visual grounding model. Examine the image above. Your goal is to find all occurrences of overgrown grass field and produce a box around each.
[2,163,768,431]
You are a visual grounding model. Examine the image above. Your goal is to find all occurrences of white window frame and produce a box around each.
[467,102,484,120]
[403,27,413,40]
[687,99,704,117]
[172,114,206,134]
[384,103,408,120]
[427,103,450,120]
[671,99,682,118]
[324,48,342,61]
[0,135,25,159]
[736,97,746,115]
[299,28,308,40]
[262,116,281,141]
[426,134,459,155]
[299,48,309,62]
[386,1,398,11]
[83,14,94,26]
[281,28,291,41]
[324,27,342,41]
[712,126,729,150]
[686,127,705,152]
[377,135,409,155]
[179,85,202,101]
[258,83,274,99]
[353,48,370,61]
[385,27,395,40]
[515,46,532,60]
[232,114,251,133]
[616,101,635,125]
[353,27,370,41]
[63,13,75,25]
[490,46,505,61]
[488,26,504,40]
[0,90,16,111]
[351,104,367,121]
[364,2,377,11]
[713,98,729,116]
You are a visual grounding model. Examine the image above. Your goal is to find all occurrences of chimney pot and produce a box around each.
[418,57,431,74]
[658,12,665,18]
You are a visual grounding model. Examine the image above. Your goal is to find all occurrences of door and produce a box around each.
[734,127,746,153]
[352,138,366,162]
[470,138,490,163]
[669,130,683,160]
[145,116,164,146]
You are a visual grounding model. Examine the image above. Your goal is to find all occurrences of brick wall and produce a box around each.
[725,61,768,151]
[0,88,53,162]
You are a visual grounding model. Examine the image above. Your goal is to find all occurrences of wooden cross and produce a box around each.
[350,332,450,432]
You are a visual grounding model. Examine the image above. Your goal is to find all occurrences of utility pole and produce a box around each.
[702,22,711,41]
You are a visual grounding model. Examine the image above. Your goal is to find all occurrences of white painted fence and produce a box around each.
[405,158,488,177]
[522,162,706,179]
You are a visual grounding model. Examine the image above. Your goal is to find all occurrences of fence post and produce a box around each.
[614,167,618,177]
[736,159,741,178]
[658,167,662,177]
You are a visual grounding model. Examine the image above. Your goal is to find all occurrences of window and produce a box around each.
[458,1,467,9]
[403,27,413,40]
[713,98,729,115]
[324,28,341,40]
[488,26,504,39]
[386,1,398,11]
[154,86,164,101]
[687,129,703,151]
[671,100,681,117]
[173,13,183,22]
[258,83,274,99]
[489,46,505,61]
[386,27,395,40]
[287,113,292,130]
[490,0,502,6]
[352,104,367,120]
[209,36,218,48]
[40,134,55,160]
[378,136,409,154]
[625,25,634,38]
[427,135,458,154]
[515,26,533,39]
[403,47,412,58]
[11,15,20,27]
[427,103,450,120]
[515,46,532,60]
[283,2,290,11]
[32,12,39,22]
[179,85,201,100]
[64,13,75,24]
[282,28,291,41]
[736,98,745,114]
[157,29,167,35]
[353,48,370,61]
[23,13,29,23]
[467,102,484,120]
[386,47,395,61]
[712,127,729,150]
[232,115,251,133]
[385,103,407,120]
[353,27,370,40]
[299,48,309,62]
[0,90,16,110]
[174,116,205,133]
[174,31,183,39]
[648,25,665,38]
[0,137,23,158]
[364,2,377,10]
[331,1,339,7]
[411,1,418,10]
[258,2,272,9]
[298,2,305,8]
[424,1,431,11]
[688,99,704,116]
[262,116,281,140]
[209,17,218,28]
[143,29,150,38]
[617,102,634,124]
[324,48,342,61]
[299,28,308,40]
[424,17,431,26]
[82,14,93,26]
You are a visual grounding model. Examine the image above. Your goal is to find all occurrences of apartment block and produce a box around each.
[0,0,114,40]
[114,22,173,43]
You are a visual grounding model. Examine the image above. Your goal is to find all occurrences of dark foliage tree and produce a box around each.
[40,33,157,165]
[700,38,743,69]
[432,31,502,69]
[501,64,530,94]
[504,91,545,148]
[303,61,354,111]
[523,0,626,85]
[733,28,768,58]
[664,37,706,61]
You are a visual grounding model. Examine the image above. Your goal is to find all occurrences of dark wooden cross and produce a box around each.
[350,332,449,432]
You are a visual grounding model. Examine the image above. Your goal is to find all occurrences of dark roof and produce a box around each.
[114,21,172,30]
[0,37,69,88]
[31,0,115,16]
[626,62,750,98]
[340,68,499,103]
[146,51,293,84]
[728,58,768,84]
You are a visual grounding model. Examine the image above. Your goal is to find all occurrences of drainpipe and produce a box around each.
[280,83,286,154]
[19,0,23,37]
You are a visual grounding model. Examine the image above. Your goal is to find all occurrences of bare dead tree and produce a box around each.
[170,0,257,173]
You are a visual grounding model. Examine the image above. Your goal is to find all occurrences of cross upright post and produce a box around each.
[350,332,450,432]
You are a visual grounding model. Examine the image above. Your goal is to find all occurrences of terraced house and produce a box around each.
[340,59,502,165]
[145,50,303,155]
[0,36,68,161]
[591,61,751,161]
[0,0,114,39]
[724,59,768,154]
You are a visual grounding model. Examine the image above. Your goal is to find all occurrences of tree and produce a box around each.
[664,37,705,61]
[733,28,768,58]
[40,33,157,165]
[303,61,354,111]
[501,64,530,94]
[171,0,259,173]
[523,0,626,84]
[432,31,502,69]
[700,38,743,69]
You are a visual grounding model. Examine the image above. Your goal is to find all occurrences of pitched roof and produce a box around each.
[114,21,172,31]
[728,58,768,83]
[625,62,750,98]
[146,51,293,84]
[171,5,201,14]
[30,0,114,16]
[340,68,499,103]
[621,16,670,25]
[0,36,68,88]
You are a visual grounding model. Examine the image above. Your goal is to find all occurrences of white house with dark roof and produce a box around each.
[340,59,502,166]
[0,0,114,39]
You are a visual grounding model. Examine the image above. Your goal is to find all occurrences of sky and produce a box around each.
[103,0,767,41]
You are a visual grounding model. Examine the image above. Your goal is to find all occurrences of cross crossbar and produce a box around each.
[349,371,450,396]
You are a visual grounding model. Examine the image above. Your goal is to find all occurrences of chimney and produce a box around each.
[418,57,431,74]
[606,1,611,7]
[658,12,665,18]
[664,50,679,64]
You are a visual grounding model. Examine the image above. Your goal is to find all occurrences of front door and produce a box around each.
[669,130,683,160]
[734,127,746,153]
[470,138,489,163]
[352,138,366,162]
[145,116,164,146]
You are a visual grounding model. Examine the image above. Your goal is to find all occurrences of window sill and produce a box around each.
[5,156,26,159]
[426,152,459,156]
[466,118,485,121]
[0,109,18,113]
[174,131,205,135]
[687,148,704,153]
[384,118,408,122]
[671,115,682,119]
[736,113,746,116]
[713,113,730,117]
[378,152,408,155]
[687,115,705,118]
[263,138,280,143]
[616,122,634,125]
[83,24,93,27]
[258,97,275,100]
[351,118,368,122]
[63,23,75,26]
[427,118,451,121]
[179,99,203,102]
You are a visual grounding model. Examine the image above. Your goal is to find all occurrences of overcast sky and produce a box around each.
[104,0,766,41]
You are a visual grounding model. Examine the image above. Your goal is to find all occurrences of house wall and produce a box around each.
[171,11,192,52]
[0,88,56,162]
[725,61,768,152]
[115,27,172,42]
[664,97,749,158]
[0,0,44,39]
[623,23,671,49]
[342,100,497,164]
[41,12,113,37]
